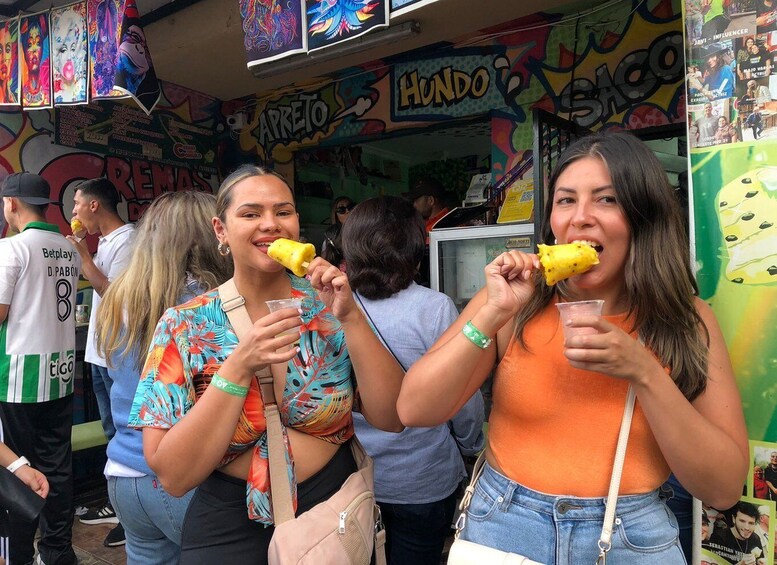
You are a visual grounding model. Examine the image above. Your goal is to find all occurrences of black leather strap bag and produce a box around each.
[0,464,46,521]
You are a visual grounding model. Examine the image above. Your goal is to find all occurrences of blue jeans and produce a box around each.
[108,475,194,565]
[378,490,458,565]
[662,474,693,562]
[90,364,116,440]
[460,462,686,564]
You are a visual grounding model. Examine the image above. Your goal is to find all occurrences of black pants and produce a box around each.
[379,490,458,565]
[179,442,357,565]
[0,397,76,565]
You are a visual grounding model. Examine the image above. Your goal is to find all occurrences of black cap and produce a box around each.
[1,172,53,205]
[403,176,446,201]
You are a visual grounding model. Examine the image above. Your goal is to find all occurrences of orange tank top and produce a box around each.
[488,300,670,497]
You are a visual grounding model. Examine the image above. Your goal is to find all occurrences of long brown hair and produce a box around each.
[514,131,709,401]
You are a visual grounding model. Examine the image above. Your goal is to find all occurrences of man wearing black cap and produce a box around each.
[404,176,451,237]
[0,172,80,565]
[404,177,451,287]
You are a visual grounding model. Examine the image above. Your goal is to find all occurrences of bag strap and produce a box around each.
[596,384,636,564]
[218,279,295,524]
[353,292,406,371]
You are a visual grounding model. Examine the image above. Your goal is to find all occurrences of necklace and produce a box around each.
[734,534,751,555]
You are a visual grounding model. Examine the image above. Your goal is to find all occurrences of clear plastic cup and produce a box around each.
[555,300,604,339]
[265,298,303,344]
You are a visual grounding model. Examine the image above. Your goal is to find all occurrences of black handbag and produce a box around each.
[0,464,46,522]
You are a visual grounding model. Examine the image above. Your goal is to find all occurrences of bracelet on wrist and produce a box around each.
[7,456,30,474]
[462,321,493,349]
[210,373,249,398]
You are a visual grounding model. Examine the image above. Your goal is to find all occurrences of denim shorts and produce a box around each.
[460,462,687,565]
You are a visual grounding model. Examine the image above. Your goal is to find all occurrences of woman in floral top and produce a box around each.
[128,165,404,564]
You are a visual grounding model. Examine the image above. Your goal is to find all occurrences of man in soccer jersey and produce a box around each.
[0,172,81,565]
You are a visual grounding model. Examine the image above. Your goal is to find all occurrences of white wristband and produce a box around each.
[6,456,30,474]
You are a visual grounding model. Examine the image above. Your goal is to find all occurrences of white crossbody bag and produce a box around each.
[448,385,637,565]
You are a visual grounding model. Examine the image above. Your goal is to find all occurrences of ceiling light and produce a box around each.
[251,20,421,80]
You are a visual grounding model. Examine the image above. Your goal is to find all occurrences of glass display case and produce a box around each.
[429,222,534,312]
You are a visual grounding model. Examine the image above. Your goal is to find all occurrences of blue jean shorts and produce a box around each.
[460,462,687,564]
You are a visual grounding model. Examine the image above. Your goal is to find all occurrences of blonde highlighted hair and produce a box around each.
[96,190,233,367]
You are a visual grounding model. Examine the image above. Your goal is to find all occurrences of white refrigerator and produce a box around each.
[429,222,535,313]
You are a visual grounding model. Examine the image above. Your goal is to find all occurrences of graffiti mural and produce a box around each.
[231,0,685,176]
[0,81,221,243]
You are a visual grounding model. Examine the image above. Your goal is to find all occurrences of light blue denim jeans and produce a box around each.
[108,475,195,565]
[460,462,687,564]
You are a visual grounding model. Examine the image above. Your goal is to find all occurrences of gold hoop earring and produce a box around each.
[218,242,231,256]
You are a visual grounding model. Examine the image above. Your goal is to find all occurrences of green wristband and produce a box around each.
[462,321,493,349]
[210,373,249,397]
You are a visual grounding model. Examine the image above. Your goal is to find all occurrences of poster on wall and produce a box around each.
[112,0,160,114]
[50,2,88,105]
[390,0,438,16]
[690,143,777,564]
[0,17,20,105]
[240,0,307,67]
[19,11,52,109]
[306,0,388,53]
[88,0,127,100]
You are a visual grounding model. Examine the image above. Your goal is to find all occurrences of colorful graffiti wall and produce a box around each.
[228,0,685,184]
[0,81,222,243]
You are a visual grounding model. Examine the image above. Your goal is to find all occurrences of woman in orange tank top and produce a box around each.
[398,132,748,564]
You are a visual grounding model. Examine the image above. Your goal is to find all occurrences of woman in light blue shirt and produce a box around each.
[343,196,485,565]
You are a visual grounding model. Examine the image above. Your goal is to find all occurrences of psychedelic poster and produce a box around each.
[19,11,52,109]
[88,0,126,99]
[113,0,160,114]
[241,0,307,67]
[50,2,88,105]
[0,17,19,106]
[306,0,388,53]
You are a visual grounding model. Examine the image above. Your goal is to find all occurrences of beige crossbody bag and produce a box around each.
[219,279,386,565]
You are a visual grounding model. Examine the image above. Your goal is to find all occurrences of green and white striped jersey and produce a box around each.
[0,222,81,403]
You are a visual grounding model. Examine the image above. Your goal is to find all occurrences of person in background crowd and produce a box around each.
[95,191,233,565]
[343,196,485,565]
[128,165,404,564]
[404,176,451,236]
[67,178,136,547]
[404,176,452,287]
[321,223,345,272]
[0,173,81,565]
[329,195,355,226]
[397,132,748,563]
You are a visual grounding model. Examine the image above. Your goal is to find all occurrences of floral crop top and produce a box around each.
[128,274,354,525]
